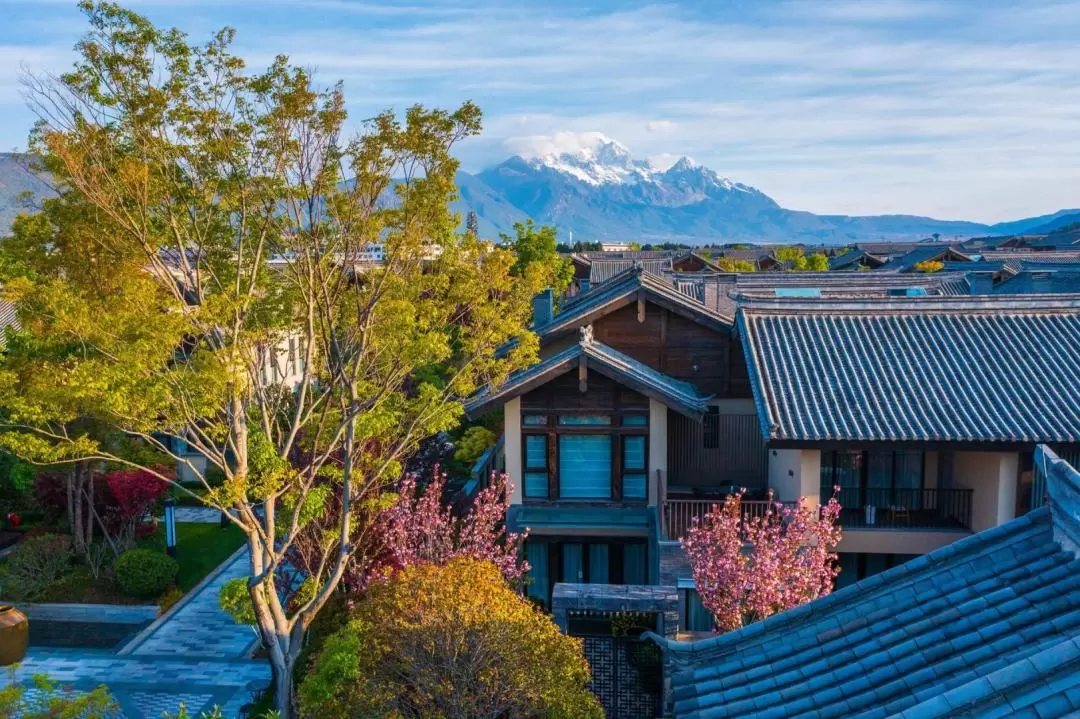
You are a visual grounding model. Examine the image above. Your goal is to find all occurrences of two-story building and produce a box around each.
[465,269,1080,630]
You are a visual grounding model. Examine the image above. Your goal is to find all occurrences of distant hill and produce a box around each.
[1,146,1075,245]
[0,153,53,232]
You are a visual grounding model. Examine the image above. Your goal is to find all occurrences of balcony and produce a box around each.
[661,497,794,541]
[830,486,973,531]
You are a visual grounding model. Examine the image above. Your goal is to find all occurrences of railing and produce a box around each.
[829,486,973,531]
[662,497,794,541]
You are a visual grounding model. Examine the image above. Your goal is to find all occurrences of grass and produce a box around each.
[3,522,246,604]
[138,522,246,592]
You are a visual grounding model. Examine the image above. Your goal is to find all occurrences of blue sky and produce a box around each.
[2,0,1080,222]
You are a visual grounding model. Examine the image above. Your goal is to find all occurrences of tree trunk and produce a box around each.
[269,650,298,719]
[71,463,86,555]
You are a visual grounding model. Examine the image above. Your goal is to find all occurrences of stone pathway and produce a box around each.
[3,548,271,718]
[166,506,229,523]
[121,548,258,659]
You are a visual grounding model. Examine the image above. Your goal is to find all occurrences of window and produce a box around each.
[559,415,612,426]
[524,435,549,499]
[703,407,719,449]
[524,538,649,608]
[822,450,924,509]
[680,588,714,633]
[522,412,647,503]
[559,435,611,499]
[623,435,647,500]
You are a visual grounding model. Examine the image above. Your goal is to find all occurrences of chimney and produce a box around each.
[532,288,554,328]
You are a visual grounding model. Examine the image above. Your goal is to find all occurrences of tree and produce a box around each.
[717,258,756,273]
[0,671,116,719]
[627,241,642,251]
[298,559,603,719]
[774,246,828,272]
[682,490,842,633]
[803,252,830,272]
[465,210,479,237]
[0,3,546,714]
[915,260,945,273]
[501,219,573,297]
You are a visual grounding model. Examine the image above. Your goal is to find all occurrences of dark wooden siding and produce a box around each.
[522,370,648,412]
[668,410,767,490]
[590,303,750,398]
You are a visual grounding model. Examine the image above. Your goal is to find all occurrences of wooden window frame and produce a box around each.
[521,412,649,504]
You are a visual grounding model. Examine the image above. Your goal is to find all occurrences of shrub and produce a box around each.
[299,559,603,719]
[115,548,178,598]
[453,426,496,467]
[1,534,73,600]
[0,671,116,718]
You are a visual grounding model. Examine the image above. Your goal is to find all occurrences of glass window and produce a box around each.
[559,415,612,426]
[623,543,647,585]
[834,450,863,488]
[524,435,548,499]
[867,451,893,491]
[682,589,714,632]
[562,543,584,582]
[523,415,548,426]
[623,415,648,426]
[703,407,719,449]
[588,544,609,584]
[526,542,549,605]
[622,435,647,500]
[559,435,612,499]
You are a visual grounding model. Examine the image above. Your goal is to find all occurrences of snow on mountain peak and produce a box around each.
[504,132,753,192]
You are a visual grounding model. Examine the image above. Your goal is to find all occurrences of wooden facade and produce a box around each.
[668,410,767,490]
[590,303,751,398]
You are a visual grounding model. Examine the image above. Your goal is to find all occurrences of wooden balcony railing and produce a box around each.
[829,486,973,531]
[661,497,794,541]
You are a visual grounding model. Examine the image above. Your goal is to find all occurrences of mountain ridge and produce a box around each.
[0,149,1073,245]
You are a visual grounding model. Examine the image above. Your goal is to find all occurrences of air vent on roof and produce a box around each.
[886,287,929,297]
[775,288,820,298]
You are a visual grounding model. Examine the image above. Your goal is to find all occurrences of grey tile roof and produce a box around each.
[981,251,1080,264]
[880,245,975,272]
[656,449,1080,718]
[589,258,674,285]
[828,249,887,271]
[465,334,712,418]
[0,299,19,350]
[991,269,1080,295]
[737,295,1080,442]
[543,268,734,341]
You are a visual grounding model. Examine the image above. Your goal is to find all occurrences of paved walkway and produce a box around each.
[3,548,271,718]
[122,548,259,659]
[166,506,229,523]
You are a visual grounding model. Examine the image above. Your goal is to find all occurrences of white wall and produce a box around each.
[954,451,1019,532]
[505,397,522,505]
[649,399,667,507]
[768,448,821,506]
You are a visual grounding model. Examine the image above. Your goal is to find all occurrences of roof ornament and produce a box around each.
[580,324,594,345]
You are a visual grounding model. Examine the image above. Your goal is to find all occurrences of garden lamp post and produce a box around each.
[164,498,177,558]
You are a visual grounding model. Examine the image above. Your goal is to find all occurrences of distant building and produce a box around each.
[600,241,633,252]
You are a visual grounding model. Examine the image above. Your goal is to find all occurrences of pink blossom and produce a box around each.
[682,489,842,632]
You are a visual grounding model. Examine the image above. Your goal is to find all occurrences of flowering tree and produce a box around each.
[682,489,842,632]
[281,470,528,597]
[101,468,171,553]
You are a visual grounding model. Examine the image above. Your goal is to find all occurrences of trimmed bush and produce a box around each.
[115,548,178,598]
[0,533,72,600]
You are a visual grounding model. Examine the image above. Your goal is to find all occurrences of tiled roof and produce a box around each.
[655,448,1080,718]
[737,295,1080,442]
[542,268,734,342]
[981,251,1080,264]
[589,258,674,285]
[828,250,886,271]
[696,272,973,317]
[571,250,681,262]
[0,299,20,350]
[991,269,1080,295]
[880,245,975,272]
[465,333,712,418]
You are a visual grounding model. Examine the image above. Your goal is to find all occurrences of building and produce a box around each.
[654,446,1080,718]
[465,269,1080,626]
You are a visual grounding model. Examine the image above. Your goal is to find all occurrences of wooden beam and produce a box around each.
[578,354,588,393]
[637,289,646,323]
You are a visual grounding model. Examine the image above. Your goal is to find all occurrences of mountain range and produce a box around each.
[2,143,1076,244]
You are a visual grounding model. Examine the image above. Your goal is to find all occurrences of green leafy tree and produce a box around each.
[803,252,830,272]
[299,559,603,719]
[773,246,828,272]
[717,258,757,273]
[915,260,945,273]
[0,3,546,714]
[453,425,496,466]
[0,671,116,719]
[502,219,573,297]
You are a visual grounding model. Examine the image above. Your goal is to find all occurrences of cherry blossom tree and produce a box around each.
[682,488,842,632]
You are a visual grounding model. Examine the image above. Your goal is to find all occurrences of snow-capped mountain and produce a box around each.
[453,136,1025,243]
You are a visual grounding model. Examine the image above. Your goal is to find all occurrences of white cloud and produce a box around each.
[503,131,620,159]
[645,120,678,134]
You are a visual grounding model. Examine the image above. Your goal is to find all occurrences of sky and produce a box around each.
[2,0,1080,223]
